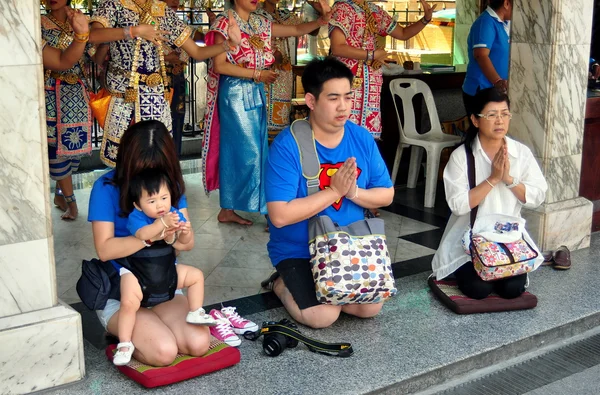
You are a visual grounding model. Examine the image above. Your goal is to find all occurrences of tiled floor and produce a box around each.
[52,172,444,306]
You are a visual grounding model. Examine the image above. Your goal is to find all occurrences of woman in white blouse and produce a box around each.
[432,88,547,299]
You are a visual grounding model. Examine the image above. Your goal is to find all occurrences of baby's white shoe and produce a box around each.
[186,307,218,326]
[113,341,135,366]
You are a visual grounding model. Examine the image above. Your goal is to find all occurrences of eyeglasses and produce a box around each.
[477,112,513,121]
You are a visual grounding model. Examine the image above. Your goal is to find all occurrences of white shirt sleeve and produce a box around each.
[519,148,548,208]
[443,147,472,217]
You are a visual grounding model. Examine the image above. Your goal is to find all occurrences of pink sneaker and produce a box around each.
[221,306,259,335]
[209,309,241,347]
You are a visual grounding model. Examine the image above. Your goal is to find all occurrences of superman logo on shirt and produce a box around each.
[318,162,362,210]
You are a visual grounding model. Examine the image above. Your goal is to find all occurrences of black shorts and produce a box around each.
[275,258,320,310]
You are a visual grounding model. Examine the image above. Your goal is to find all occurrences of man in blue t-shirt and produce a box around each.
[263,57,394,329]
[463,0,512,117]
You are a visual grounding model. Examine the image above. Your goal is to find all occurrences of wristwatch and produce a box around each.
[506,177,519,189]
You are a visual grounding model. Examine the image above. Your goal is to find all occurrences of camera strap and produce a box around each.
[244,323,354,358]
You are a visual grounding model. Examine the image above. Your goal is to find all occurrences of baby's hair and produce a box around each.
[127,169,173,213]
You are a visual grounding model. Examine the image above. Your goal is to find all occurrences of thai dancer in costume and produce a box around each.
[42,0,101,220]
[89,0,241,167]
[256,0,307,137]
[329,0,436,138]
[202,0,331,226]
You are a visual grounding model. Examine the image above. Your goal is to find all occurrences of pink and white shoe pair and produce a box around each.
[208,306,258,347]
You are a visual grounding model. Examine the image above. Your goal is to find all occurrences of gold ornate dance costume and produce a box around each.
[91,0,191,166]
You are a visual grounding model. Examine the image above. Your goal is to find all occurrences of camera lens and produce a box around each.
[263,333,288,357]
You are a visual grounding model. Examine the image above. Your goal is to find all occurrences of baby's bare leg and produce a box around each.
[118,273,143,349]
[176,264,204,311]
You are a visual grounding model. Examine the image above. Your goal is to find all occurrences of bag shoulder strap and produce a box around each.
[290,119,321,196]
[465,143,478,229]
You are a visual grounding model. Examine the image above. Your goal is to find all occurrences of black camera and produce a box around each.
[261,319,299,357]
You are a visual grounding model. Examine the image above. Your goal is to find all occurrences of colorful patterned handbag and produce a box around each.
[291,120,397,305]
[465,145,539,282]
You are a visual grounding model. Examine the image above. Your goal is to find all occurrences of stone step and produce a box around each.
[46,234,600,394]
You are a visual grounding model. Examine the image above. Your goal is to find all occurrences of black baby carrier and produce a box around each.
[115,242,178,308]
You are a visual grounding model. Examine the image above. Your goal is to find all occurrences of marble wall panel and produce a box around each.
[543,153,583,204]
[455,0,478,25]
[0,0,42,67]
[554,0,594,45]
[523,197,593,251]
[0,304,84,393]
[547,44,588,157]
[543,198,592,250]
[0,64,51,247]
[508,42,552,159]
[0,238,56,318]
[512,0,593,45]
[511,0,553,44]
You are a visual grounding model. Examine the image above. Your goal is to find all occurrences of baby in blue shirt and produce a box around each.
[113,170,216,366]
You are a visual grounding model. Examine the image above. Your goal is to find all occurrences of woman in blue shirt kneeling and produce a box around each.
[88,120,209,366]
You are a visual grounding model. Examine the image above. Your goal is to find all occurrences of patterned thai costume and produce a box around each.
[330,0,397,139]
[91,0,192,167]
[42,15,93,180]
[202,12,274,214]
[255,6,300,134]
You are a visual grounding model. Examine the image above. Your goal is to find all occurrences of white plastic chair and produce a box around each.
[389,79,462,208]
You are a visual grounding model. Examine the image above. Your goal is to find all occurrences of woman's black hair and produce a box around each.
[463,88,510,149]
[111,120,185,216]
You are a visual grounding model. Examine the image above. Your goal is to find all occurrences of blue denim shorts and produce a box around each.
[96,289,184,330]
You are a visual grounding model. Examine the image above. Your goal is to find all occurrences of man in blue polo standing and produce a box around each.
[462,0,512,117]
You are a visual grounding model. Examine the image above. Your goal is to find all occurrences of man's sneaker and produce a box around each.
[186,308,218,326]
[221,306,259,335]
[209,309,241,347]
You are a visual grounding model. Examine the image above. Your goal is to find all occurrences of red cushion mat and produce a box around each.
[428,276,537,315]
[106,337,240,388]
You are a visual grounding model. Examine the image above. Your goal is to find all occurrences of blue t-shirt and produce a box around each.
[127,207,187,237]
[88,170,188,238]
[265,121,393,266]
[463,8,510,96]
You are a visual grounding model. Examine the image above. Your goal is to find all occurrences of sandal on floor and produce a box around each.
[61,194,78,221]
[113,341,135,366]
[260,271,280,291]
[553,245,571,270]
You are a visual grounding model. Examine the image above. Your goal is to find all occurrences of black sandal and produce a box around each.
[260,272,280,291]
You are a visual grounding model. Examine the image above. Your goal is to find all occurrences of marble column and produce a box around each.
[510,0,594,250]
[453,0,479,65]
[0,1,85,393]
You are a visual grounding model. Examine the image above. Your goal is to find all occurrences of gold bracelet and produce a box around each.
[485,179,495,188]
[74,32,90,42]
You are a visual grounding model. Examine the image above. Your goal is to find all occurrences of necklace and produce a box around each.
[46,13,73,50]
[233,10,265,51]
